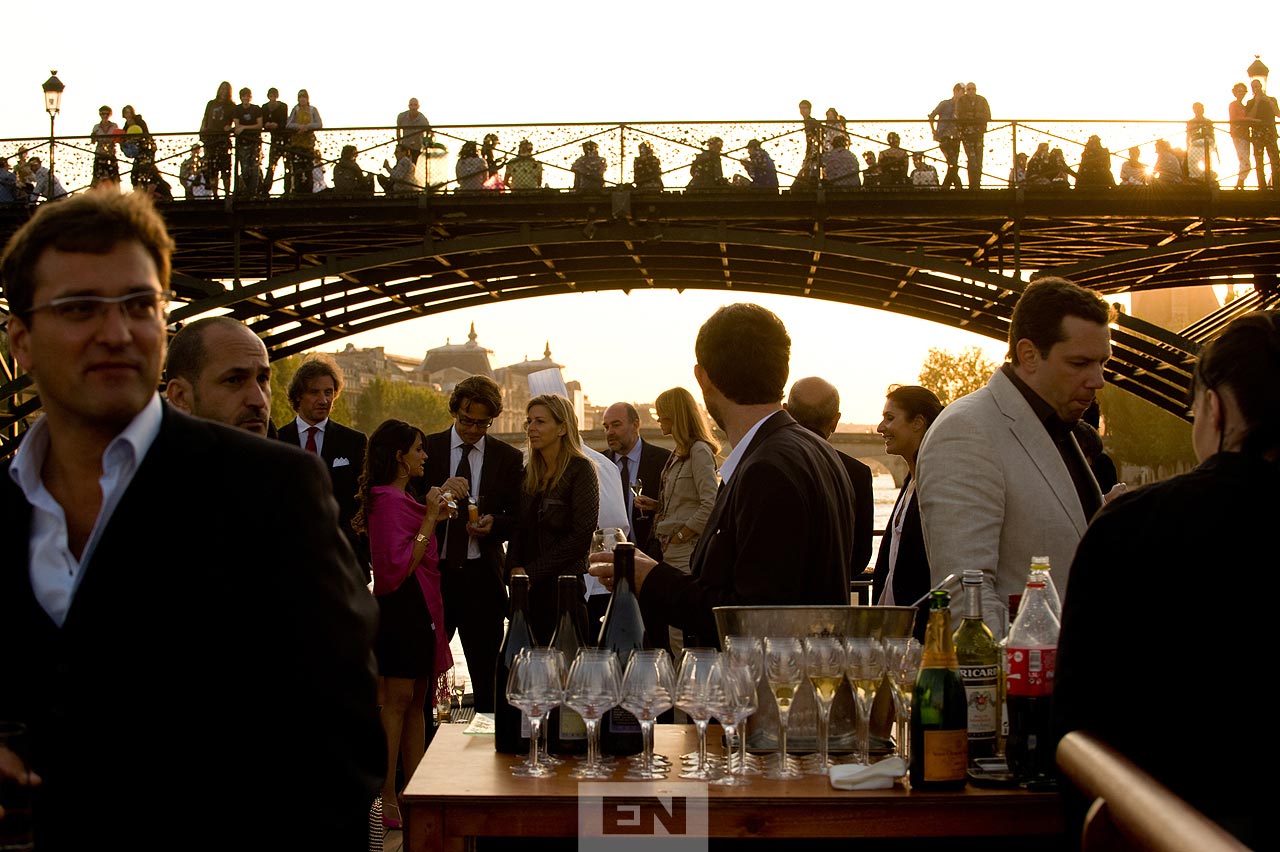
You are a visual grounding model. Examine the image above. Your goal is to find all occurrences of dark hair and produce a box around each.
[798,100,812,109]
[351,419,427,534]
[886,384,945,427]
[238,87,251,99]
[448,374,503,417]
[1,191,174,323]
[267,87,279,98]
[287,354,343,409]
[1192,310,1280,456]
[216,81,232,101]
[341,144,357,159]
[166,316,257,383]
[695,303,790,405]
[1007,276,1110,365]
[459,141,478,159]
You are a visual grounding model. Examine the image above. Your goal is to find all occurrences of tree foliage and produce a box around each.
[917,346,1000,406]
[1097,384,1195,476]
[353,377,452,435]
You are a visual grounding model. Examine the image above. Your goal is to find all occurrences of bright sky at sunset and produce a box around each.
[4,2,1274,423]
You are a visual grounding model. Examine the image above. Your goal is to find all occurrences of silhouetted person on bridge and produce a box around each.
[571,141,606,192]
[397,98,432,162]
[956,82,991,189]
[822,135,860,188]
[929,83,965,190]
[456,141,487,192]
[1186,102,1217,183]
[1247,79,1279,188]
[200,82,235,198]
[505,139,543,190]
[1229,82,1253,189]
[633,141,663,191]
[287,89,323,195]
[1075,135,1115,188]
[687,137,726,190]
[741,139,778,190]
[262,87,290,196]
[795,99,824,189]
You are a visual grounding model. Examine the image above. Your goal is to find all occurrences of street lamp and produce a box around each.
[1247,55,1269,90]
[41,71,64,199]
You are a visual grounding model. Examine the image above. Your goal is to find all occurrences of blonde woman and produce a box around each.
[506,394,600,643]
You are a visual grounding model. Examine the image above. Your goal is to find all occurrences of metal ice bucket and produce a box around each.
[712,605,916,754]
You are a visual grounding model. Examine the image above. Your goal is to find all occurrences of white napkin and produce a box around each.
[829,757,906,790]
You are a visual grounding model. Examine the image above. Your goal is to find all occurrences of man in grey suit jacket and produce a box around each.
[916,276,1111,634]
[0,191,382,850]
[591,304,853,647]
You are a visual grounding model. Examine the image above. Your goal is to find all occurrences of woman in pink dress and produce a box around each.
[352,419,453,829]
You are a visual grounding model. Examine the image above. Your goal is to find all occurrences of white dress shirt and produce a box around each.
[448,426,486,561]
[8,394,163,626]
[717,411,776,485]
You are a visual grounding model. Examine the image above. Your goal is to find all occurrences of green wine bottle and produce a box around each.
[910,590,969,790]
[953,570,1000,765]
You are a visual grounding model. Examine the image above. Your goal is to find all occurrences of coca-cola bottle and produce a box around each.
[597,543,647,756]
[1004,572,1060,784]
[1028,555,1062,620]
[494,574,534,754]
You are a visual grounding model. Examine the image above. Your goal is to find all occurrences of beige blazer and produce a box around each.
[916,368,1093,635]
[654,440,720,572]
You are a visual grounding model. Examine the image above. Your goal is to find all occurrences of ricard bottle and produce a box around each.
[953,570,999,765]
[548,575,587,755]
[1004,572,1061,783]
[597,543,647,756]
[494,573,534,754]
[910,590,969,789]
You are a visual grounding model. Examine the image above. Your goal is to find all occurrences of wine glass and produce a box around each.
[763,637,804,780]
[451,670,468,715]
[505,648,565,777]
[707,659,758,786]
[592,527,627,553]
[631,479,646,520]
[803,636,845,775]
[722,635,764,776]
[620,649,677,779]
[676,649,723,780]
[883,637,923,768]
[564,649,623,779]
[843,637,886,766]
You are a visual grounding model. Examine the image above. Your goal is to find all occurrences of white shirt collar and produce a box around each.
[450,425,486,453]
[295,415,328,434]
[620,438,643,467]
[717,411,777,485]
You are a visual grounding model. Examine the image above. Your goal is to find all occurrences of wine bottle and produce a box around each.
[597,544,646,756]
[953,570,999,765]
[1005,575,1060,784]
[548,575,587,755]
[910,590,969,790]
[494,574,534,754]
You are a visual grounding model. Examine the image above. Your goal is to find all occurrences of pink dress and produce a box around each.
[368,486,452,677]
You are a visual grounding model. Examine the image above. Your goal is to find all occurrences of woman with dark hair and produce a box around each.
[456,141,487,192]
[505,393,599,643]
[1075,135,1115,188]
[480,132,505,190]
[872,384,945,640]
[1054,311,1279,849]
[200,82,235,198]
[352,419,452,830]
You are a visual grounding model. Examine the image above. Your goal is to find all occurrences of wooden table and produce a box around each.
[402,725,1063,852]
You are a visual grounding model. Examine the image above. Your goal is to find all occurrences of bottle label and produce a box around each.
[608,705,641,734]
[959,665,999,738]
[559,708,586,740]
[1006,647,1056,697]
[922,729,969,781]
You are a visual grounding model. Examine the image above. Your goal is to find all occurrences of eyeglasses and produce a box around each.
[28,290,174,324]
[457,413,493,430]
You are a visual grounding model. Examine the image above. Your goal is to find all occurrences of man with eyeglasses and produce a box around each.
[418,374,522,713]
[0,191,383,849]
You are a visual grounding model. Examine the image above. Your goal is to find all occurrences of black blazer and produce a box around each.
[640,410,853,646]
[276,418,367,559]
[605,438,671,559]
[421,428,523,571]
[0,404,383,850]
[837,449,875,574]
[871,476,930,640]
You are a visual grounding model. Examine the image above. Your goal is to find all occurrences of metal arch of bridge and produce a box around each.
[169,218,1200,416]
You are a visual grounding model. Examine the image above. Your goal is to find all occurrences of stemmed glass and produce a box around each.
[883,637,923,768]
[620,649,677,779]
[722,635,764,776]
[763,637,804,780]
[803,636,845,775]
[450,670,467,716]
[676,648,724,780]
[708,659,758,786]
[505,648,565,777]
[564,648,623,779]
[844,637,887,766]
[592,527,627,553]
[631,479,646,520]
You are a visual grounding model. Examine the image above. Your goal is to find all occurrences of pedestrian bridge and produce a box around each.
[3,119,1279,458]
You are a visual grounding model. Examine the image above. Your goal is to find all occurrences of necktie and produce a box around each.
[446,444,474,565]
[619,455,632,522]
[304,425,318,453]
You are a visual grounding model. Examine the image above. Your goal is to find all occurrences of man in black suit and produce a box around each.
[601,401,670,559]
[276,354,368,574]
[784,376,874,577]
[0,191,382,850]
[422,375,522,713]
[591,304,854,647]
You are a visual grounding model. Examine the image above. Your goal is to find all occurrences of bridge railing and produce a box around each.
[1,118,1265,200]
